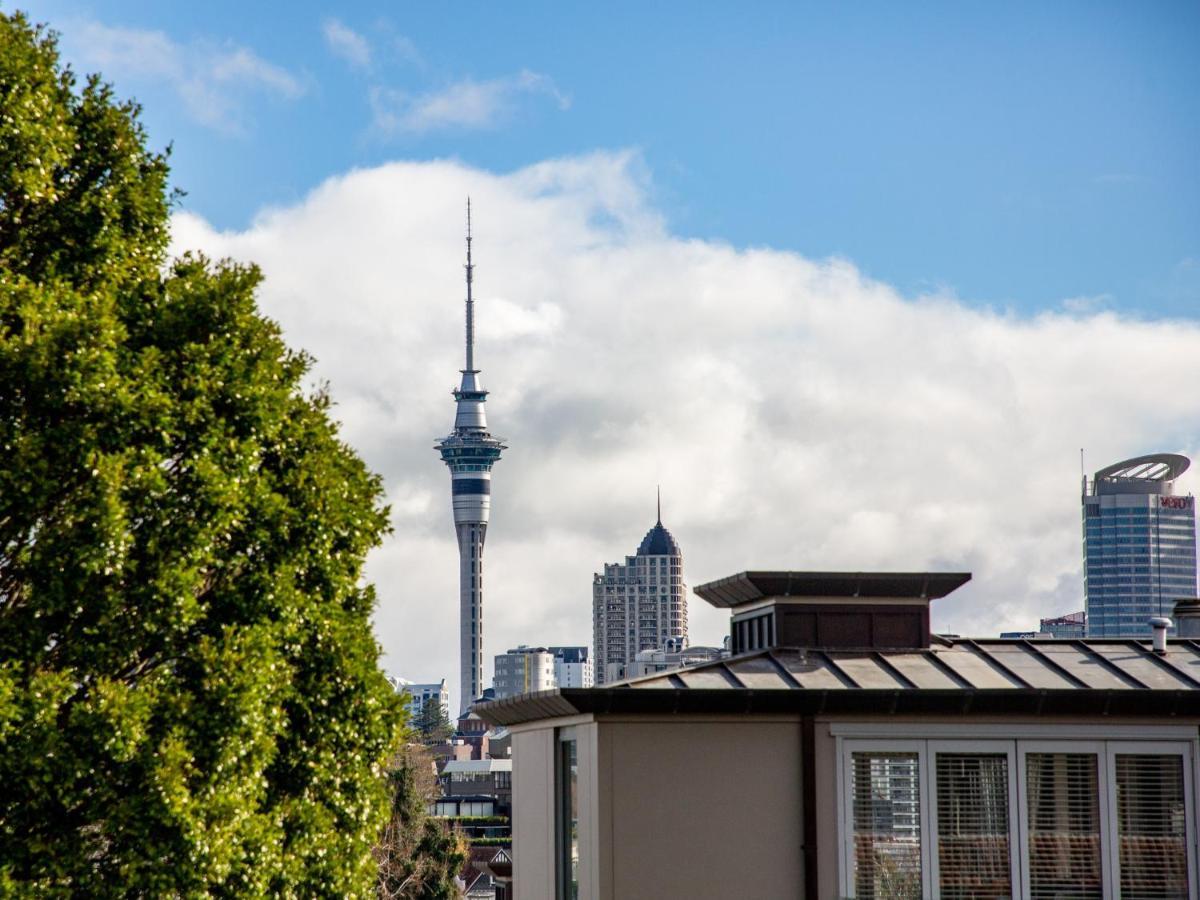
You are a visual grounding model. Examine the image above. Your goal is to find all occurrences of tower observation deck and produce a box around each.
[436,202,506,713]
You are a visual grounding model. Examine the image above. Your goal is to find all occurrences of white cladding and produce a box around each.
[493,646,556,699]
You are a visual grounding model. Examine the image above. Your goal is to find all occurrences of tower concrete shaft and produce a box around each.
[436,202,506,713]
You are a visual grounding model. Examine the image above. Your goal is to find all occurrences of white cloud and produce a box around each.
[170,153,1200,705]
[323,18,371,69]
[67,21,303,132]
[370,69,569,135]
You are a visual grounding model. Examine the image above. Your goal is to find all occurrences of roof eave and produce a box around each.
[475,686,1200,727]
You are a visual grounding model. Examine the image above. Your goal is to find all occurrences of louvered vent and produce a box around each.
[1115,754,1188,899]
[935,753,1011,898]
[850,752,922,899]
[1025,753,1102,899]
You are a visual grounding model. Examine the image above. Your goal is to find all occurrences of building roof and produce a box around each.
[637,519,680,556]
[476,636,1200,726]
[694,571,972,608]
[441,758,513,775]
[1094,453,1190,484]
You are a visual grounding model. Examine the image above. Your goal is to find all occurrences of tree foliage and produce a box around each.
[375,746,468,900]
[414,696,454,745]
[0,12,404,896]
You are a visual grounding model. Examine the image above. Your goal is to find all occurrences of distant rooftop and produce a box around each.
[1090,453,1190,496]
[637,519,680,556]
[441,758,512,775]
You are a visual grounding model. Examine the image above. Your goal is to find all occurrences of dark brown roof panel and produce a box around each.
[695,571,972,608]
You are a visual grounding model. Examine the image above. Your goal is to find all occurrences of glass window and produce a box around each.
[935,752,1012,899]
[1115,753,1188,899]
[850,751,922,899]
[557,732,579,900]
[841,739,1194,899]
[1025,752,1102,899]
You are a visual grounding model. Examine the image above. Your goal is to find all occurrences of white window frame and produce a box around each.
[837,731,1199,900]
[928,739,1021,900]
[1016,739,1110,900]
[839,739,931,899]
[1104,740,1197,900]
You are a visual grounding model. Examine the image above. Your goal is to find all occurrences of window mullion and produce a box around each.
[921,743,935,900]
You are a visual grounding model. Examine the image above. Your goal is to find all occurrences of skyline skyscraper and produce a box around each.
[593,499,687,684]
[1083,453,1197,637]
[436,203,507,713]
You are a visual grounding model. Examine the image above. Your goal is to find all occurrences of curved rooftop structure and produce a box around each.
[637,520,680,556]
[1092,453,1190,496]
[1095,453,1190,483]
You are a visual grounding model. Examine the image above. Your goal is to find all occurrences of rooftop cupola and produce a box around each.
[694,570,971,654]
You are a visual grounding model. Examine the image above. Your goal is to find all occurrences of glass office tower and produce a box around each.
[1083,454,1197,637]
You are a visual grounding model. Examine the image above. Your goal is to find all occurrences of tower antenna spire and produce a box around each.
[464,197,475,372]
[657,485,662,525]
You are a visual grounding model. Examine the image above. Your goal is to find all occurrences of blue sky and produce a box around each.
[21,0,1200,317]
[16,1,1200,690]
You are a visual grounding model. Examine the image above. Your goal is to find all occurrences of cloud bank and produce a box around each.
[170,152,1200,703]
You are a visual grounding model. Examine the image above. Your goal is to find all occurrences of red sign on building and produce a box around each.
[1160,495,1194,510]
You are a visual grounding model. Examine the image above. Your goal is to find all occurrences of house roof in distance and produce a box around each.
[476,636,1200,727]
[441,758,512,775]
[694,570,972,608]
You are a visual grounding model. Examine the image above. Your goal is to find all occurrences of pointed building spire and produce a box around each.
[464,197,475,373]
[657,485,662,525]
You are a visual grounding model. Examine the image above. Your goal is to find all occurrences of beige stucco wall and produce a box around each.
[598,718,804,899]
[511,716,805,900]
[512,727,555,900]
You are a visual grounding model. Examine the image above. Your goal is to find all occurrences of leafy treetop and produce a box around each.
[0,11,405,897]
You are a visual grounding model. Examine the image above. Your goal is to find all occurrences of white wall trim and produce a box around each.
[829,721,1197,740]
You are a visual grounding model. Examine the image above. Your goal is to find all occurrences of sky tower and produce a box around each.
[436,202,506,713]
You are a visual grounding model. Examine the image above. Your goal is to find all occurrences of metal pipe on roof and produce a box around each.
[1150,617,1173,654]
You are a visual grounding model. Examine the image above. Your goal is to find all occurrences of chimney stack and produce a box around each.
[1150,616,1173,654]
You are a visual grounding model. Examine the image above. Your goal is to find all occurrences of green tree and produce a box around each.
[0,12,404,896]
[375,746,468,900]
[414,696,455,744]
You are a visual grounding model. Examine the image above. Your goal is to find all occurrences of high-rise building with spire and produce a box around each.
[436,202,506,713]
[592,496,688,684]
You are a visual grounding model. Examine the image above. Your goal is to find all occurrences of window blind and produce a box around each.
[1025,753,1102,900]
[935,753,1011,899]
[851,751,922,900]
[1115,754,1188,900]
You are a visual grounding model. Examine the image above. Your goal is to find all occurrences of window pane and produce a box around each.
[557,739,578,900]
[1025,753,1102,900]
[1115,754,1188,900]
[851,751,922,899]
[936,753,1011,899]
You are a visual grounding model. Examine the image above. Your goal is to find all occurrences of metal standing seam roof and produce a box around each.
[475,637,1200,727]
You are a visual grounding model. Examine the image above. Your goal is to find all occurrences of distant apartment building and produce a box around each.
[549,646,593,688]
[492,646,556,699]
[386,676,450,720]
[593,510,687,685]
[1084,453,1198,636]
